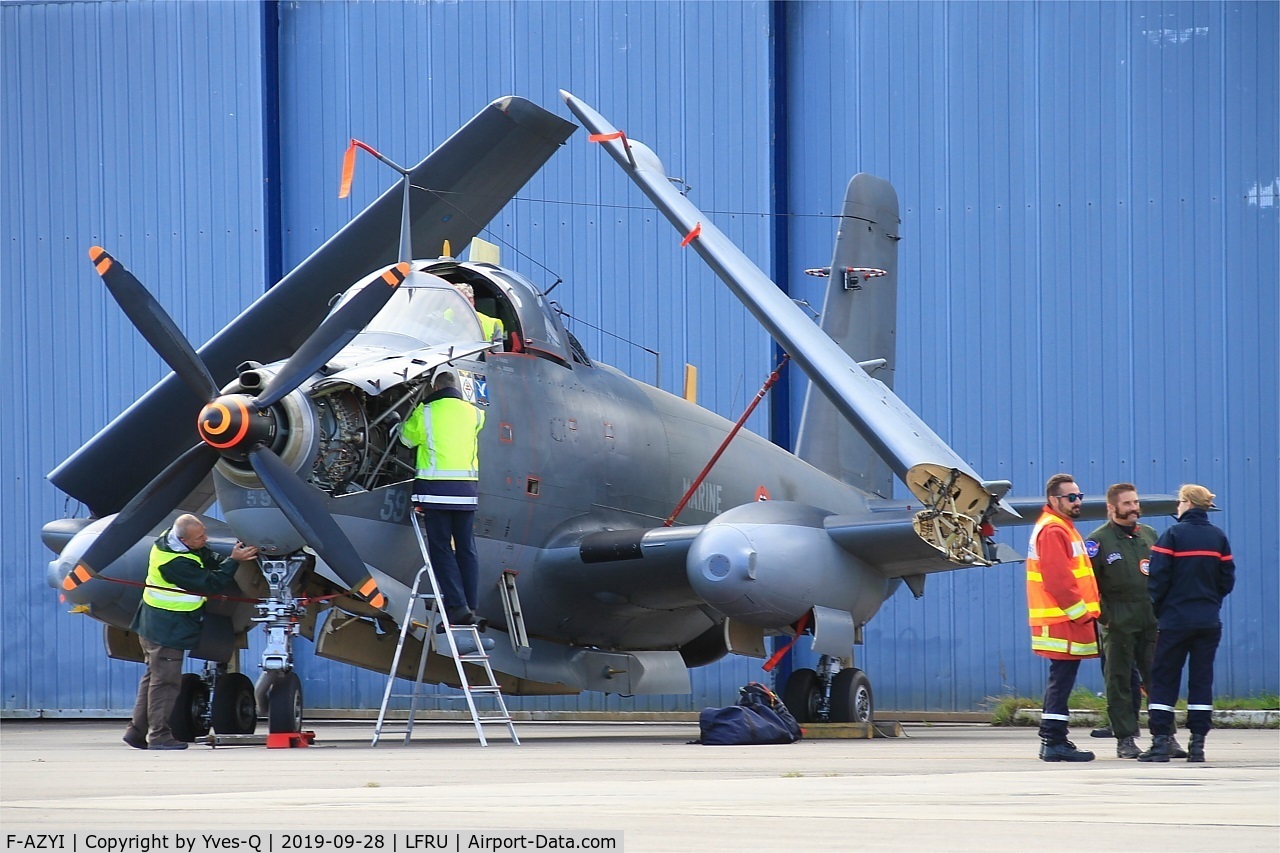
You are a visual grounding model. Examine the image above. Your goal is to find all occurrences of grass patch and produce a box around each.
[986,691,1278,726]
[988,695,1039,727]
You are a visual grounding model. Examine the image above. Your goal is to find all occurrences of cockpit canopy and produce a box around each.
[331,259,588,367]
[334,268,483,348]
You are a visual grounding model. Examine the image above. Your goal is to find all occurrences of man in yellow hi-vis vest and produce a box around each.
[453,281,505,345]
[400,371,487,627]
[1027,473,1101,762]
[125,514,258,750]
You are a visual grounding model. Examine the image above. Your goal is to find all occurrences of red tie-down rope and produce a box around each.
[762,611,812,673]
[62,573,348,607]
[663,355,790,527]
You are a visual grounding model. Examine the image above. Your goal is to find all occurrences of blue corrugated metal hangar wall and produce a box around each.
[3,1,1276,715]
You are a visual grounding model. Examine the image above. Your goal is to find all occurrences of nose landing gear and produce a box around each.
[782,654,874,724]
[254,556,308,733]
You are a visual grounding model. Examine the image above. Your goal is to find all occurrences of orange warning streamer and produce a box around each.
[339,139,384,199]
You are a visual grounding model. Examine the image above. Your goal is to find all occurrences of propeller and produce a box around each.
[73,245,397,609]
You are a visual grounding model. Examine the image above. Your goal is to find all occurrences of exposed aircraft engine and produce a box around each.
[311,390,368,491]
[686,501,894,637]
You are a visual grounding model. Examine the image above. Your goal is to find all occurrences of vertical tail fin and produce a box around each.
[794,174,901,498]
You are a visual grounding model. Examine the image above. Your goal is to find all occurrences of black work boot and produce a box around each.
[1116,736,1140,759]
[1187,733,1206,763]
[1040,739,1095,762]
[1090,725,1113,738]
[1137,734,1171,762]
[1167,735,1189,759]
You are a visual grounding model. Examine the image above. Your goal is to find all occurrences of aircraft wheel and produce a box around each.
[267,671,304,734]
[170,673,211,742]
[211,673,258,734]
[829,668,873,723]
[782,667,823,724]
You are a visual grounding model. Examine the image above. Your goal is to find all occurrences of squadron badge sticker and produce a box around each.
[1085,540,1100,558]
[457,370,490,406]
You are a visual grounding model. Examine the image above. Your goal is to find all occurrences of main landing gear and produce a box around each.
[782,654,874,725]
[169,663,259,742]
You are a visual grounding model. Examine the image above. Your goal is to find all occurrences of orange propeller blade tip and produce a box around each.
[88,246,113,273]
[339,141,357,198]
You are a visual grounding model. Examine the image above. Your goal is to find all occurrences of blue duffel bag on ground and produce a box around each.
[697,682,803,745]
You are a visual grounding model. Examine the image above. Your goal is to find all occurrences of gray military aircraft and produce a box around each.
[41,93,1138,739]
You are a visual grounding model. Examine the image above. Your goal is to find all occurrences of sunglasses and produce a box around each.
[1054,493,1085,503]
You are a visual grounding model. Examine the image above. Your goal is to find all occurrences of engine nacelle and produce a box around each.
[686,501,897,632]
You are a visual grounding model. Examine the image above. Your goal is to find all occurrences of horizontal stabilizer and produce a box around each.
[994,494,1180,526]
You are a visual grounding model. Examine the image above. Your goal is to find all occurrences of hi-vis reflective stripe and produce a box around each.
[413,494,478,506]
[416,467,477,479]
[420,413,479,479]
[1149,703,1176,712]
[1071,639,1098,655]
[1026,570,1043,582]
[1041,713,1071,721]
[1031,627,1097,656]
[1071,540,1087,557]
[1031,600,1100,620]
[1151,545,1231,560]
[62,563,95,591]
[1187,704,1214,711]
[1031,629,1068,653]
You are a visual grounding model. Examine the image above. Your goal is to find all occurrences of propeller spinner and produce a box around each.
[65,246,398,611]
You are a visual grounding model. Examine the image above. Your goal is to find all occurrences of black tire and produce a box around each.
[829,668,873,723]
[782,667,823,724]
[170,673,211,741]
[267,670,303,734]
[211,672,258,734]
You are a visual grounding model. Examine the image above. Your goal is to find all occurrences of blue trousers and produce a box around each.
[1148,626,1221,736]
[420,508,479,616]
[1039,658,1081,743]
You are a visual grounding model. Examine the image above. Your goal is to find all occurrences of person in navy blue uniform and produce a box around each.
[1138,484,1235,763]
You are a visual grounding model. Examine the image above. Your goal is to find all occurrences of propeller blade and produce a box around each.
[254,262,412,410]
[88,247,221,403]
[247,446,386,609]
[64,442,220,592]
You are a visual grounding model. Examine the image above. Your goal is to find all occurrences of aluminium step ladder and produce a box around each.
[371,513,518,747]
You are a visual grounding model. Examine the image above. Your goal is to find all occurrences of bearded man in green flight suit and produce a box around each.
[1085,483,1183,760]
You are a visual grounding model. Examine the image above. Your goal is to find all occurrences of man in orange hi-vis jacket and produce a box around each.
[1027,473,1102,762]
